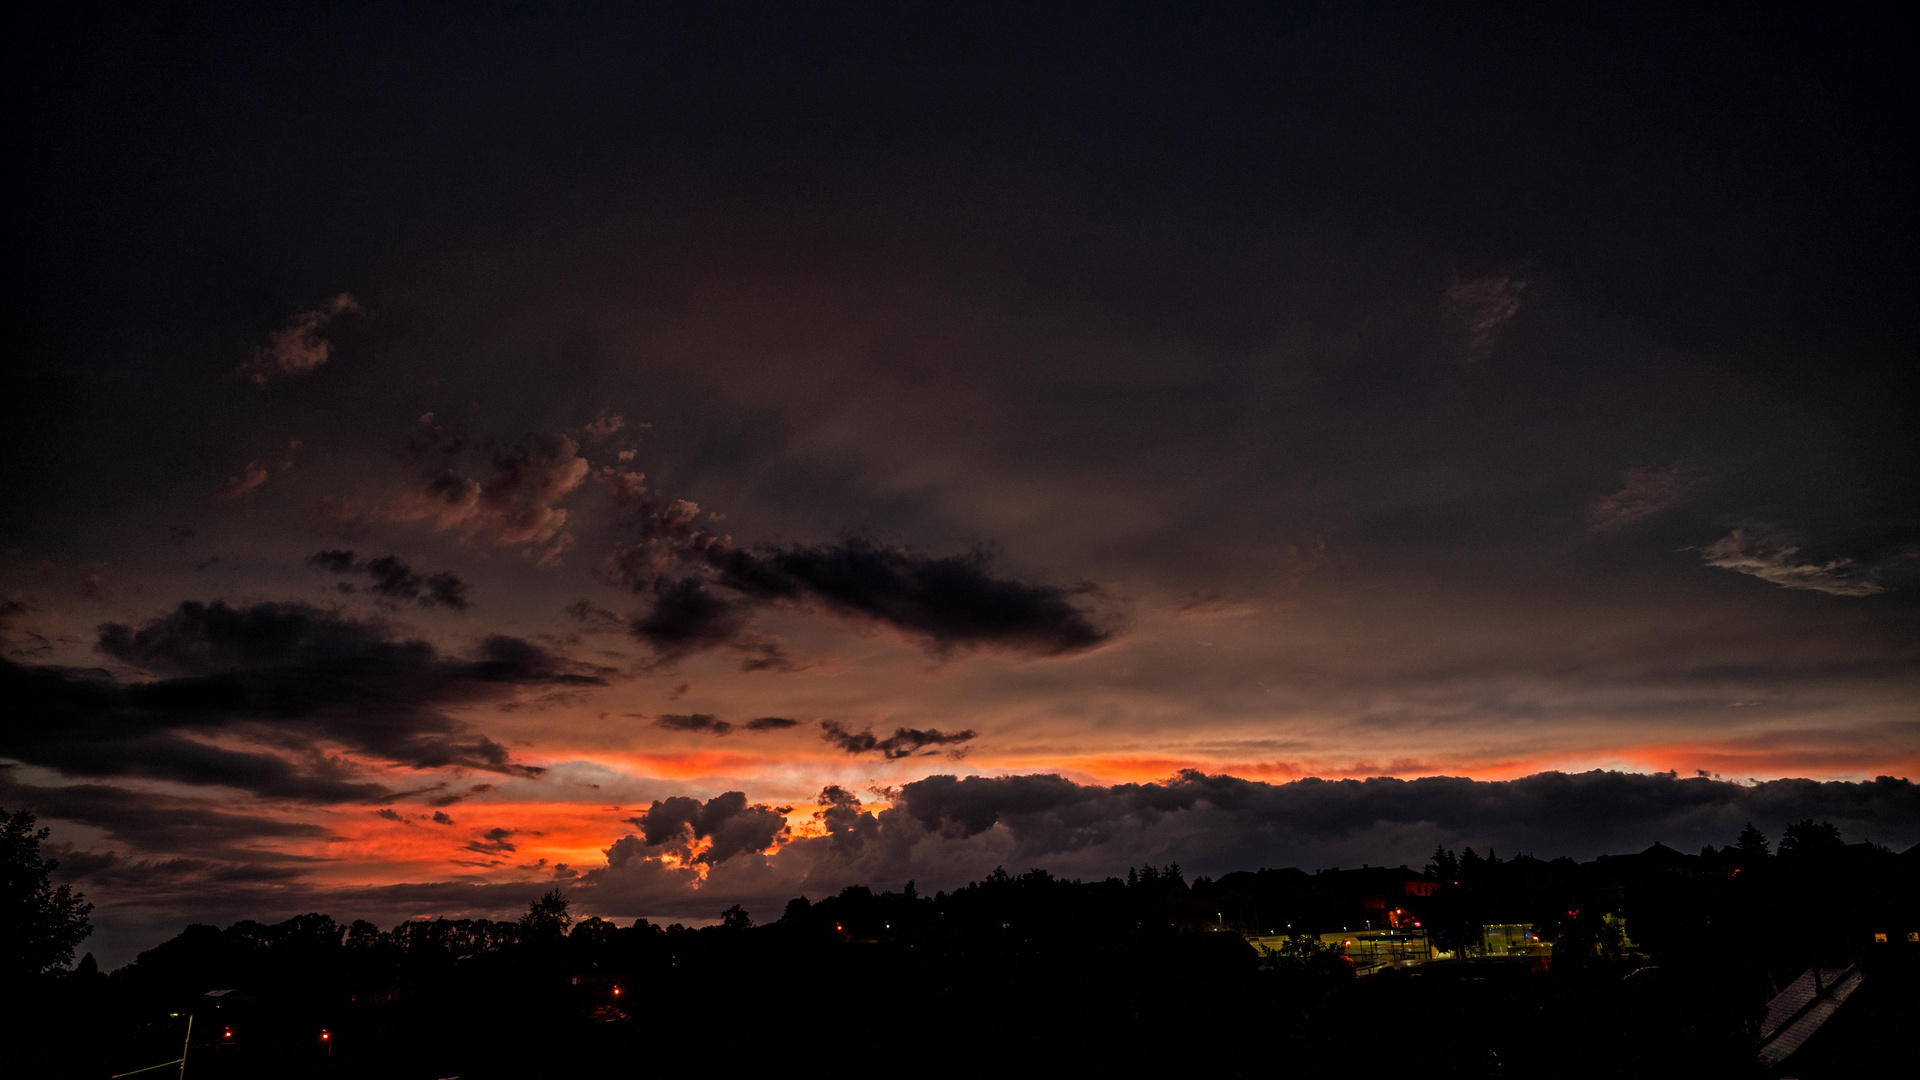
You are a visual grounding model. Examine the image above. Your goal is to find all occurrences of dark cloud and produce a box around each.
[655,713,732,735]
[563,599,625,632]
[891,770,1920,865]
[431,811,454,825]
[48,850,311,890]
[0,658,393,803]
[605,498,1112,664]
[463,827,517,855]
[624,791,789,864]
[398,412,468,458]
[901,773,1089,837]
[820,720,975,760]
[569,770,1920,931]
[812,784,880,849]
[307,549,358,574]
[0,599,44,658]
[305,550,471,610]
[0,773,335,863]
[627,578,755,664]
[712,540,1112,657]
[379,558,470,609]
[652,713,798,736]
[0,601,598,802]
[425,783,498,808]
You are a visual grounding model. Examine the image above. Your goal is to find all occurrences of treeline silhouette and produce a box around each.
[10,819,1919,1078]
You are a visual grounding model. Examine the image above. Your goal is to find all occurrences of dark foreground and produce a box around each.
[13,874,1918,1079]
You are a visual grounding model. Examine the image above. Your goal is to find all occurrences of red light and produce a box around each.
[612,987,621,996]
[320,1031,330,1041]
[223,1030,233,1039]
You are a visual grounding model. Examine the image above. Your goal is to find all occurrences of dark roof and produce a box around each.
[1639,842,1693,864]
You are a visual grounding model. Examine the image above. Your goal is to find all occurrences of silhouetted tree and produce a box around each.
[570,916,619,948]
[1735,821,1770,858]
[1458,846,1485,881]
[721,904,753,930]
[520,888,572,937]
[0,807,93,979]
[1778,819,1843,858]
[1425,846,1459,882]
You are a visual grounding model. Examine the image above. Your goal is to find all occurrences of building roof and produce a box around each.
[1756,966,1864,1067]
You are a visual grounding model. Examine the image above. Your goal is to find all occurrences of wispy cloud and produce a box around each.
[1444,275,1524,347]
[239,294,359,385]
[213,440,300,501]
[1588,463,1694,531]
[332,432,590,564]
[215,462,270,500]
[820,720,976,759]
[1701,529,1884,596]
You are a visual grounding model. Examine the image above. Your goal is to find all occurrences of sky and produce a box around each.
[5,4,1917,964]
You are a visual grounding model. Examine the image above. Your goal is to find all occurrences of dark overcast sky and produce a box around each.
[4,3,1916,962]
